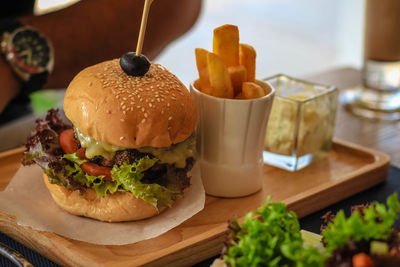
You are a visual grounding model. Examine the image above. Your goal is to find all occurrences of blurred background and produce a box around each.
[36,0,365,85]
[158,0,364,85]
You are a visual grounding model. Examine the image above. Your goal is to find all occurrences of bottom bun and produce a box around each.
[43,174,166,222]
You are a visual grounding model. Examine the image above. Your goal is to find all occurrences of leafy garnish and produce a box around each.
[322,193,400,252]
[223,197,328,267]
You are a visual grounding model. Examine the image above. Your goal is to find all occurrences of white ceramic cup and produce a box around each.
[190,80,275,197]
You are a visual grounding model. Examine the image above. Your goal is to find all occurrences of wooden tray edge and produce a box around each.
[0,147,25,159]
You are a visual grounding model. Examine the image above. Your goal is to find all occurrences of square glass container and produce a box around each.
[263,74,338,171]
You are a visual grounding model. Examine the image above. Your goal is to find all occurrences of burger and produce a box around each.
[22,58,197,222]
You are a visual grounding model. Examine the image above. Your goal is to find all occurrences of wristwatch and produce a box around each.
[0,19,54,99]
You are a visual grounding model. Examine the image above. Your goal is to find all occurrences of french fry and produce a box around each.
[242,82,265,99]
[213,24,239,67]
[239,44,256,82]
[195,48,211,93]
[228,65,247,96]
[235,92,245,99]
[207,52,234,98]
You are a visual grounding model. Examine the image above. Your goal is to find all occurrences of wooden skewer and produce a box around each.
[136,0,154,56]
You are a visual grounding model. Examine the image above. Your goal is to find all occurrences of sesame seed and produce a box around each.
[120,136,125,140]
[141,119,146,123]
[141,107,145,112]
[149,103,152,107]
[144,113,148,118]
[168,116,172,120]
[120,119,125,122]
[123,111,126,114]
[167,103,170,107]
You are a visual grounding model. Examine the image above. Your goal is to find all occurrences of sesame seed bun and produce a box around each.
[64,59,197,148]
[43,174,167,222]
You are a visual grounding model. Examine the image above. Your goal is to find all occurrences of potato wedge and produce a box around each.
[239,44,256,82]
[242,82,265,99]
[195,48,211,93]
[207,52,234,98]
[213,24,239,67]
[228,65,247,96]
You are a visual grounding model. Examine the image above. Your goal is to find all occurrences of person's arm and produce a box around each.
[0,56,20,112]
[1,0,202,112]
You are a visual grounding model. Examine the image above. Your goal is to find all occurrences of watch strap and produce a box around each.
[20,70,48,97]
[20,71,49,99]
[0,19,22,35]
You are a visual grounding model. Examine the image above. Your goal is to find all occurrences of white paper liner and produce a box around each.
[0,163,204,245]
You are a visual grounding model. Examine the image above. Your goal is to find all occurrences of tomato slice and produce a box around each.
[60,129,79,154]
[76,147,86,160]
[81,163,112,181]
[60,129,110,180]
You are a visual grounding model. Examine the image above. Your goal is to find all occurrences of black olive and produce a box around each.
[120,52,150,77]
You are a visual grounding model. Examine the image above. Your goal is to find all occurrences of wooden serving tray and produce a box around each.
[0,139,389,267]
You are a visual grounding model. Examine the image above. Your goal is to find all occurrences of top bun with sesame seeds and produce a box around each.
[64,58,197,148]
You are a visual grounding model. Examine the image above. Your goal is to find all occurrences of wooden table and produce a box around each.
[305,67,400,167]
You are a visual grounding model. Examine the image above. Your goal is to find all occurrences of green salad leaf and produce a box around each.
[223,197,328,267]
[50,153,183,208]
[111,161,180,208]
[322,193,400,252]
[63,153,120,196]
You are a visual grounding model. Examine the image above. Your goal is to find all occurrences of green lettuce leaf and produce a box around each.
[322,193,400,252]
[63,153,119,196]
[111,159,180,208]
[223,197,328,267]
[63,153,87,165]
[61,153,181,207]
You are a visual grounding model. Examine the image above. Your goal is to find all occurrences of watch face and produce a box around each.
[11,28,51,73]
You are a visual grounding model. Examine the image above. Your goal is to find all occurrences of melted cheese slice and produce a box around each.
[75,127,195,168]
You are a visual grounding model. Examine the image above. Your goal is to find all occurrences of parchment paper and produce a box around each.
[0,164,204,245]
